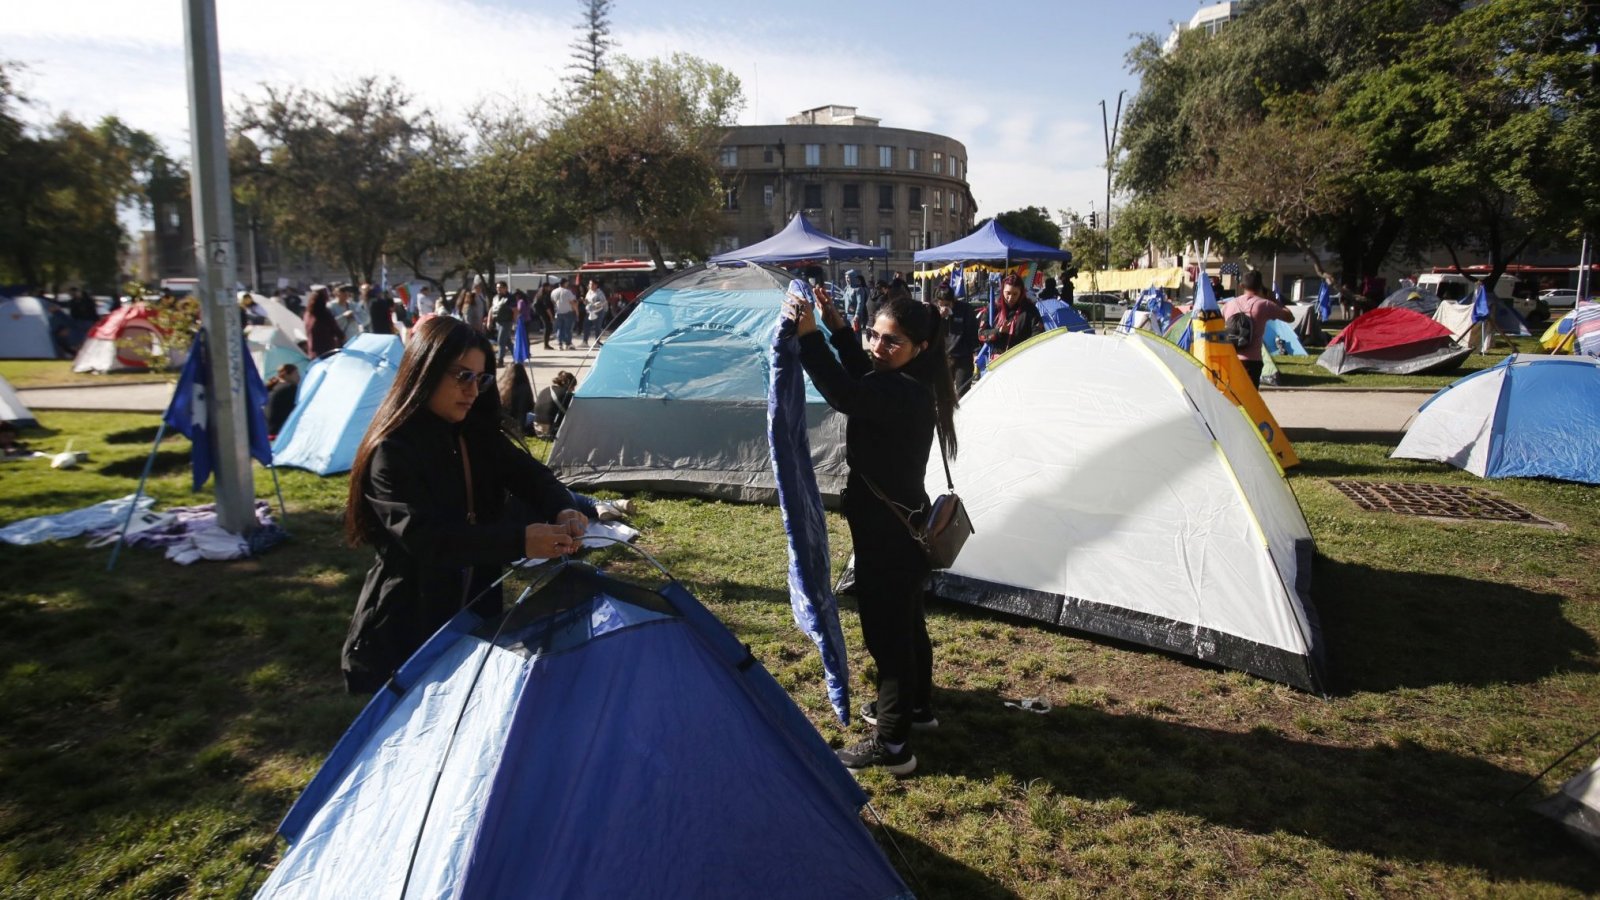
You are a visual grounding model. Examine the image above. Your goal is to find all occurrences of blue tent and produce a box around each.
[255,563,912,899]
[1036,299,1093,332]
[709,212,888,264]
[914,219,1072,264]
[1393,355,1600,484]
[1263,319,1308,356]
[270,334,404,475]
[549,264,848,503]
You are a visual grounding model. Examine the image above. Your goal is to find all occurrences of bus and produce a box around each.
[546,259,678,304]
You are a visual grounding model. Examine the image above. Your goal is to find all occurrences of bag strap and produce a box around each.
[935,425,954,493]
[458,435,476,525]
[859,472,925,541]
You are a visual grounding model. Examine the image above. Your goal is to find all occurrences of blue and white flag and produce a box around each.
[767,279,851,724]
[1317,281,1334,322]
[163,330,273,491]
[1471,283,1491,323]
[950,262,965,298]
[1140,285,1173,332]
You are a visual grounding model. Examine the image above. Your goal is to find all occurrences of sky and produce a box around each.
[2,0,1211,231]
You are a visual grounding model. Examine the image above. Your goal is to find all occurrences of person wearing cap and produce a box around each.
[978,273,1042,358]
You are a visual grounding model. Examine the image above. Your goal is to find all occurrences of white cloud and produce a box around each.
[5,0,1114,235]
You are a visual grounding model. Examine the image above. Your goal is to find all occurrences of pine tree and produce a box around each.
[567,0,615,103]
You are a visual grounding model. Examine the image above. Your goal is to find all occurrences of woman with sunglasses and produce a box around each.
[790,284,959,776]
[340,317,589,694]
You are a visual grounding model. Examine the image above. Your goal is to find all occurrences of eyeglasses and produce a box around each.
[447,367,496,391]
[863,327,907,350]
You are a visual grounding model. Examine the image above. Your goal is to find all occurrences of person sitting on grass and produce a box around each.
[532,370,578,439]
[340,317,588,694]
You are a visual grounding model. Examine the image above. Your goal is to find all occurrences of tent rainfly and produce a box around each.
[0,374,36,426]
[72,304,172,373]
[1535,753,1600,859]
[926,328,1324,691]
[0,296,58,359]
[1316,307,1470,375]
[253,563,912,900]
[1392,355,1600,484]
[550,264,846,503]
[914,219,1072,265]
[270,334,404,475]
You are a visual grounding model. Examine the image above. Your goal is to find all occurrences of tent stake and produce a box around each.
[107,419,168,572]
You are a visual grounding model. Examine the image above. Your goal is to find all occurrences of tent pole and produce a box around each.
[107,419,168,572]
[1505,725,1600,805]
[268,464,288,523]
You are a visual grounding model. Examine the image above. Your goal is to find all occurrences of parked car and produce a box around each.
[1072,292,1129,321]
[1541,288,1580,310]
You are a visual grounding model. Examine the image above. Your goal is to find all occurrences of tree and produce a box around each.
[566,0,615,105]
[976,206,1062,251]
[237,78,433,285]
[547,53,743,269]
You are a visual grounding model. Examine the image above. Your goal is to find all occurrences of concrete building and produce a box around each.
[1163,1,1258,52]
[711,105,976,272]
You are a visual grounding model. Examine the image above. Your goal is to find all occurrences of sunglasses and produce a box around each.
[447,367,496,391]
[863,327,907,350]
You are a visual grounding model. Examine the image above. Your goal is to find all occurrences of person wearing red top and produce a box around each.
[978,273,1042,358]
[1221,269,1294,386]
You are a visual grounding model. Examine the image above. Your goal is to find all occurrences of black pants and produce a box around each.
[845,488,933,745]
[1242,359,1264,387]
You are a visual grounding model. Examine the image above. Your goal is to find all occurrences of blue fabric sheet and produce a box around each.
[0,494,155,545]
[767,280,851,724]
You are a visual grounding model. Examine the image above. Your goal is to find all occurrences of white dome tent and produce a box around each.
[926,329,1325,691]
[0,296,59,359]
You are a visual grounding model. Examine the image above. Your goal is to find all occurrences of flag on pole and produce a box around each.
[951,262,965,298]
[1471,282,1491,323]
[163,330,273,491]
[1140,285,1173,332]
[1317,281,1333,322]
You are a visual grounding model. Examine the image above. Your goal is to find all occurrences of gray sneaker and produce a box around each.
[837,735,916,776]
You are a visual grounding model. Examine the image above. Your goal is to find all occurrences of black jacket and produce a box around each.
[341,411,573,692]
[798,326,936,524]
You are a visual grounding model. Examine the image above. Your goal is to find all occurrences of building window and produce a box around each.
[933,189,942,210]
[932,229,942,247]
[843,184,860,208]
[763,184,774,208]
[598,231,615,255]
[845,226,861,242]
[878,185,894,209]
[723,186,739,210]
[632,236,649,255]
[910,232,924,251]
[878,145,893,168]
[953,193,962,212]
[948,155,959,177]
[720,146,738,167]
[909,187,922,209]
[804,143,821,166]
[907,148,921,170]
[718,236,739,253]
[878,229,894,252]
[763,146,774,163]
[803,184,823,209]
[931,151,943,174]
[843,144,859,167]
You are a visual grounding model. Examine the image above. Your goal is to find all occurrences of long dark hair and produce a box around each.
[306,287,335,324]
[344,317,500,546]
[881,295,958,458]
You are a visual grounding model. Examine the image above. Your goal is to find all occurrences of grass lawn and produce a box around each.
[0,360,174,390]
[1,412,1598,897]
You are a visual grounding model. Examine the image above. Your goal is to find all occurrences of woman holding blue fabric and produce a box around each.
[789,282,959,776]
[340,317,588,694]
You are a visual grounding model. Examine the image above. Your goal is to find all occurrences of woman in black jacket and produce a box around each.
[792,288,959,776]
[340,317,588,693]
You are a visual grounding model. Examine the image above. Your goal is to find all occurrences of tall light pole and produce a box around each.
[920,203,930,290]
[1100,91,1126,273]
[183,0,256,535]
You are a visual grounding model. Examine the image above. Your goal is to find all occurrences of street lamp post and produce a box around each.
[921,203,930,290]
[1100,91,1126,273]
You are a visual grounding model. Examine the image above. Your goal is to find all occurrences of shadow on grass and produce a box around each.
[921,686,1599,892]
[1292,455,1448,479]
[1315,557,1597,694]
[875,825,1022,900]
[104,424,164,445]
[97,447,190,479]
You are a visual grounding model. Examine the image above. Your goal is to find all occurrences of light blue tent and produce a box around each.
[1263,318,1308,356]
[255,563,912,900]
[1393,355,1600,484]
[549,264,847,503]
[270,334,404,475]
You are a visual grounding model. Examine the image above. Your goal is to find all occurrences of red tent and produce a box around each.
[1317,308,1470,375]
[72,303,172,373]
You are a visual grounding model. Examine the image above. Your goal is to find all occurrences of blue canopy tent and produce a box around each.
[913,219,1073,265]
[709,213,888,265]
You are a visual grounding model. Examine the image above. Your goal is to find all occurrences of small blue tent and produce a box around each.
[1393,355,1600,484]
[913,220,1072,264]
[549,264,847,503]
[710,212,887,264]
[269,334,404,475]
[1263,319,1308,356]
[1037,299,1093,333]
[254,563,912,900]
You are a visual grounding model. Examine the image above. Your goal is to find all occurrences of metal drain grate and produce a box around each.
[1329,480,1556,526]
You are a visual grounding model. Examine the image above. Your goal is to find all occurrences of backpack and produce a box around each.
[1224,312,1253,350]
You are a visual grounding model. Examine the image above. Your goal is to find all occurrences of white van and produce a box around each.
[1416,272,1515,303]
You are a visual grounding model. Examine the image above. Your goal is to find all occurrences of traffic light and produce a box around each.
[1087,212,1098,229]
